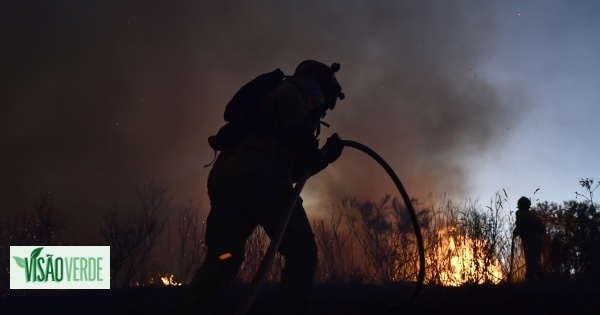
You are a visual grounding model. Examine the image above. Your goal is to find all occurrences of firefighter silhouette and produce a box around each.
[513,196,546,282]
[179,60,345,315]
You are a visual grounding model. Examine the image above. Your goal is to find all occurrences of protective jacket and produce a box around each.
[514,209,545,243]
[234,75,326,181]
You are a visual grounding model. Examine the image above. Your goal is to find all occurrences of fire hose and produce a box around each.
[233,139,426,315]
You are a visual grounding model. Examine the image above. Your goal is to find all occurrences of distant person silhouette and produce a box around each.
[513,196,546,283]
[179,60,345,315]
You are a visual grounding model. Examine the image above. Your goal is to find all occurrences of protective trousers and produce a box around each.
[180,146,318,315]
[522,236,543,282]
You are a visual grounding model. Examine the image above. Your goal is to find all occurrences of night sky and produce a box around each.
[2,1,599,242]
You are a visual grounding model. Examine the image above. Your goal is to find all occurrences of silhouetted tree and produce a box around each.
[344,196,424,284]
[100,180,171,287]
[169,205,206,284]
[237,226,284,283]
[0,192,66,293]
[575,178,598,206]
[536,200,600,279]
[314,202,364,283]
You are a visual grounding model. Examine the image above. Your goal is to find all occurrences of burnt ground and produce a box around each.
[1,279,598,315]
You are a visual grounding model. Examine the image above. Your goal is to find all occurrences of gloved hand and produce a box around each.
[311,133,344,176]
[320,133,344,164]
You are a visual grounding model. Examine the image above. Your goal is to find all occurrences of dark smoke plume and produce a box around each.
[1,1,515,237]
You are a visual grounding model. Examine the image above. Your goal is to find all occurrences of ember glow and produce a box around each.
[160,274,182,286]
[131,274,182,286]
[219,252,232,260]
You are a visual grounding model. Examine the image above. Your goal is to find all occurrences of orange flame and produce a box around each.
[160,274,182,286]
[433,228,504,286]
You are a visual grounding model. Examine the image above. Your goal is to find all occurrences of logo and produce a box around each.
[10,246,110,289]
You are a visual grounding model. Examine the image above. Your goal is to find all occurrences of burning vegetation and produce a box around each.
[2,179,599,292]
[310,194,513,286]
[431,227,504,286]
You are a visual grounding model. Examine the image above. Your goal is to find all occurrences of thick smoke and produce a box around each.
[0,1,513,237]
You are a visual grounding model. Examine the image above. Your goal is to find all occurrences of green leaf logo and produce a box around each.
[13,256,26,269]
[31,247,43,260]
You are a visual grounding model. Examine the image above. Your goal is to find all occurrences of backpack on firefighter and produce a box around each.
[207,68,288,153]
[205,61,345,167]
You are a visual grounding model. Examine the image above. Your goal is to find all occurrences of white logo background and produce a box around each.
[10,246,110,289]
